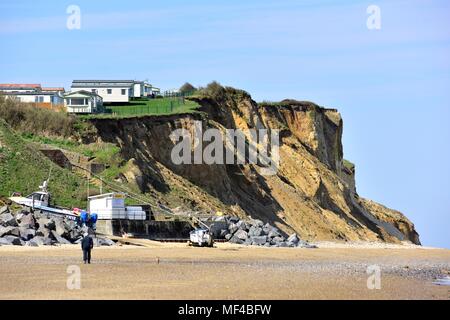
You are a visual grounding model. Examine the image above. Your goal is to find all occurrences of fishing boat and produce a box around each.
[9,179,78,220]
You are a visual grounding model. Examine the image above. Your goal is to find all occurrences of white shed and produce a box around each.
[88,193,146,220]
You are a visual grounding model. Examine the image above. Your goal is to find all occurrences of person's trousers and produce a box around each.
[83,249,91,263]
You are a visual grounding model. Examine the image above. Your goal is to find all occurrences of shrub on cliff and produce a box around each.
[197,81,250,102]
[179,82,197,95]
[0,96,92,139]
[199,81,227,101]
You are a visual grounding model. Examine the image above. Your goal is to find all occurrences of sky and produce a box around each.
[1,0,449,248]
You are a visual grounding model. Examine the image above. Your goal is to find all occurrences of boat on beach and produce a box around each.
[8,180,78,220]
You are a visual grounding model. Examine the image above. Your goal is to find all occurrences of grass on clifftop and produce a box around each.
[0,120,91,208]
[81,97,200,119]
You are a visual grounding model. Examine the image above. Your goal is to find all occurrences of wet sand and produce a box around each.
[0,242,449,299]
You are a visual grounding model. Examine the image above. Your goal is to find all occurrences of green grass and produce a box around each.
[343,159,355,172]
[0,120,93,208]
[81,97,200,119]
[21,133,120,161]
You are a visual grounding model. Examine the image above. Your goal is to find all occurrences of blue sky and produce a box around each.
[1,0,449,248]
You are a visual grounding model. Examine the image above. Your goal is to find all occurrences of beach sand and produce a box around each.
[0,242,449,299]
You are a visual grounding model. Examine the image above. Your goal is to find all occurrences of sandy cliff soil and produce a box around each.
[88,89,419,244]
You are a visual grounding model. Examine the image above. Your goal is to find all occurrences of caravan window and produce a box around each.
[70,98,86,105]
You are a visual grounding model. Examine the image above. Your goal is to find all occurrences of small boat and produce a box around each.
[9,180,78,220]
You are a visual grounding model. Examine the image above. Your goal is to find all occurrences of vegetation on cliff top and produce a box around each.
[0,96,94,139]
[0,119,89,208]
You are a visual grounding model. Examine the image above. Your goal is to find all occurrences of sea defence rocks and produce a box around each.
[213,216,317,248]
[0,205,115,247]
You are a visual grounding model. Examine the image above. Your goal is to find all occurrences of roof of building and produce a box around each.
[71,80,135,88]
[0,84,41,88]
[42,87,65,92]
[64,90,103,98]
[0,91,59,96]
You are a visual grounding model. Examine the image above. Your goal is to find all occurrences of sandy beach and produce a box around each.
[0,242,449,300]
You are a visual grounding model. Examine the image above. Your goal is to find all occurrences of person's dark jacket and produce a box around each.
[81,236,94,251]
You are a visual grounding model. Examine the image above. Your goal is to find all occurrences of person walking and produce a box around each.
[81,233,94,264]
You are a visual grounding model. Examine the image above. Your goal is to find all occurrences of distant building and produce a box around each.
[42,87,65,94]
[71,80,136,103]
[63,90,103,114]
[0,84,41,93]
[0,83,64,109]
[142,83,160,97]
[133,81,144,98]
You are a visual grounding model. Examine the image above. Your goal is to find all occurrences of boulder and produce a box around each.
[287,233,300,245]
[31,236,46,246]
[234,229,248,240]
[20,207,31,214]
[54,219,68,237]
[35,227,51,238]
[0,237,12,245]
[229,235,244,244]
[0,206,9,215]
[64,220,77,230]
[224,233,233,241]
[228,223,239,235]
[67,229,82,242]
[43,237,53,246]
[19,227,36,241]
[33,210,43,219]
[96,237,115,246]
[277,242,288,248]
[0,212,18,226]
[50,230,71,245]
[297,240,318,249]
[103,237,116,246]
[236,220,248,231]
[268,230,281,238]
[249,219,264,228]
[251,236,268,246]
[0,225,16,237]
[271,236,284,245]
[248,226,263,237]
[37,217,55,230]
[6,226,21,237]
[19,214,36,229]
[243,238,253,246]
[3,235,23,246]
[15,213,25,222]
[26,240,39,247]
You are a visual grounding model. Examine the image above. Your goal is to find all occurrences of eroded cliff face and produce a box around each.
[89,89,420,244]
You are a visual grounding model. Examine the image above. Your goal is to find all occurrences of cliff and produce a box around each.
[88,88,420,244]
